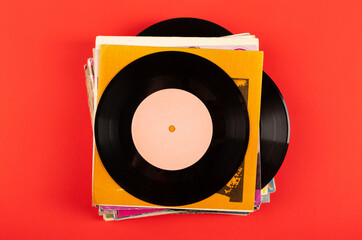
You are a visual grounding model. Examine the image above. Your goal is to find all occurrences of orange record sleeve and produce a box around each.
[92,45,263,212]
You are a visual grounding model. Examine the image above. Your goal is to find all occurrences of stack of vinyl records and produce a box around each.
[84,18,290,221]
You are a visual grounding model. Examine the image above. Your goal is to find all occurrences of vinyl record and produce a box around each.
[95,51,249,206]
[138,18,231,37]
[260,72,290,187]
[138,17,290,188]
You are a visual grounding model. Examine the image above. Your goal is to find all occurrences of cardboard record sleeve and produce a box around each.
[92,45,263,212]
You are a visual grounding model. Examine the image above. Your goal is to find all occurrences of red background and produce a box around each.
[1,0,361,239]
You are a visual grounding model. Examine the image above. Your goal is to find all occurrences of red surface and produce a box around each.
[1,0,361,239]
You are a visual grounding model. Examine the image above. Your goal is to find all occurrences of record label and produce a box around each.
[131,88,213,171]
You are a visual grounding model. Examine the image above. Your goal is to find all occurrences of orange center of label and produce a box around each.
[169,125,176,132]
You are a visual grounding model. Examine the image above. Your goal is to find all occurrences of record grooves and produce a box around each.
[260,72,290,187]
[138,17,290,188]
[95,51,250,206]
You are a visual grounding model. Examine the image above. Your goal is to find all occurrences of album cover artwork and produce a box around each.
[92,45,263,212]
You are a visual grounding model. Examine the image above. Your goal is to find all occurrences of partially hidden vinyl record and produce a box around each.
[138,17,290,188]
[95,51,249,206]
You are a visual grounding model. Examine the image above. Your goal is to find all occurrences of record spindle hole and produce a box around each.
[168,125,176,132]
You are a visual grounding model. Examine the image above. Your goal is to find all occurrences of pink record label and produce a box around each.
[131,89,213,171]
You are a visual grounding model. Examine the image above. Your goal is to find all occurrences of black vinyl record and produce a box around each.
[138,17,290,188]
[95,51,249,206]
[259,72,290,187]
[138,18,230,37]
